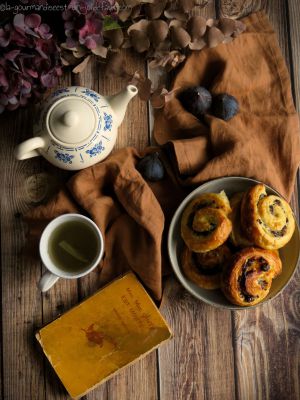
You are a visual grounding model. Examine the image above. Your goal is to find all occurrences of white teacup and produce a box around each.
[38,213,104,292]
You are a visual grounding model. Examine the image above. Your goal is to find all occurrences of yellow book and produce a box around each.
[36,272,172,399]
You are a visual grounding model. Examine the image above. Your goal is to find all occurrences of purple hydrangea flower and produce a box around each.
[0,13,62,113]
[63,0,117,50]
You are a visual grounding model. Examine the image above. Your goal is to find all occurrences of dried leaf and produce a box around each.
[118,7,133,22]
[131,5,142,19]
[129,71,141,85]
[129,71,152,101]
[218,17,236,37]
[127,20,151,52]
[104,28,124,49]
[164,9,188,21]
[169,19,186,29]
[207,26,224,48]
[91,44,108,58]
[206,18,219,28]
[60,42,73,50]
[150,86,180,109]
[170,26,191,49]
[189,38,206,50]
[61,57,70,66]
[148,58,164,69]
[144,0,167,19]
[155,40,171,52]
[60,50,79,66]
[129,30,150,52]
[167,51,186,70]
[137,78,152,101]
[149,50,185,70]
[222,36,233,44]
[122,38,132,48]
[234,20,246,34]
[127,19,150,34]
[150,87,169,108]
[178,0,195,13]
[147,20,169,46]
[186,16,206,39]
[72,45,88,59]
[72,55,91,74]
[105,52,128,78]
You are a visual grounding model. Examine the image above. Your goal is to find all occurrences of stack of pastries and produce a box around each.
[180,184,295,306]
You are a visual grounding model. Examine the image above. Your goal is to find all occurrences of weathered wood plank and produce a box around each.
[106,354,158,400]
[159,278,235,400]
[264,1,290,62]
[232,297,300,400]
[0,108,45,399]
[219,1,300,399]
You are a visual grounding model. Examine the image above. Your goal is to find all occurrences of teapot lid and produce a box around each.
[47,97,96,144]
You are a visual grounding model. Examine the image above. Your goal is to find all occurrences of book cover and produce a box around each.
[36,272,172,399]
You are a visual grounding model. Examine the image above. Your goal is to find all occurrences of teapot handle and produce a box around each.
[15,137,45,160]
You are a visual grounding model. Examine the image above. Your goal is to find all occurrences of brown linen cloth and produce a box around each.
[25,11,300,300]
[154,11,300,200]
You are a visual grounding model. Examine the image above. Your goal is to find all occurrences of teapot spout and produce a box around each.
[106,85,138,127]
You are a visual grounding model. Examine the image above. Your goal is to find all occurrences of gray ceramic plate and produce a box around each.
[168,177,300,310]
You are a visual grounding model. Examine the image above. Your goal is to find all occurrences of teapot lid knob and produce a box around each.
[63,111,78,127]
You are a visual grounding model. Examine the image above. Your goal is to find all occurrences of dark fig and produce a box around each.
[211,93,239,121]
[137,152,165,182]
[178,86,212,118]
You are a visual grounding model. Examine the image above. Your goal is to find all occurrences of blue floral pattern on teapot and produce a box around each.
[86,141,105,157]
[54,151,74,164]
[103,113,113,132]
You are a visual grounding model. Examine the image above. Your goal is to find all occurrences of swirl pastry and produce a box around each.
[222,247,282,306]
[184,191,232,215]
[229,192,253,248]
[181,244,232,289]
[241,184,295,249]
[181,192,232,252]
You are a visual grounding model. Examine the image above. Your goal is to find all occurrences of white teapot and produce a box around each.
[15,85,138,170]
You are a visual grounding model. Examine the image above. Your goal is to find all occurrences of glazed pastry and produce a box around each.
[229,192,253,247]
[181,244,232,289]
[222,247,282,306]
[181,192,232,252]
[241,184,295,249]
[183,191,232,215]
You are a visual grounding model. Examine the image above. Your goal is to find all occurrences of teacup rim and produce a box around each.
[39,213,104,279]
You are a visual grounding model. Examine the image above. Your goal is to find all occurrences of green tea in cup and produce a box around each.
[48,220,100,273]
[38,214,104,292]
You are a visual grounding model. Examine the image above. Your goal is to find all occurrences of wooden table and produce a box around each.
[1,1,300,399]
